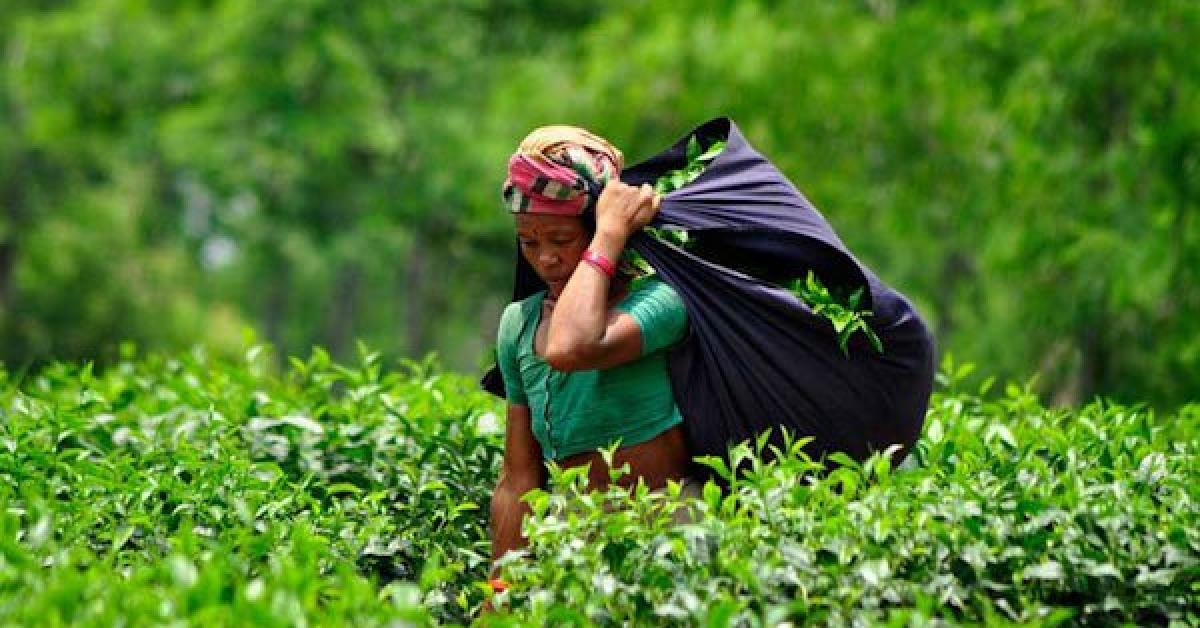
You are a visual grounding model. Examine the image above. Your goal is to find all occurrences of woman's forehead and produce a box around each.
[514,214,585,233]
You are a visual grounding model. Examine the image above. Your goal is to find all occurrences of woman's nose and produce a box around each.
[539,250,558,266]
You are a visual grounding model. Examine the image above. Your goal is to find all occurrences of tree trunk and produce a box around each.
[933,249,972,341]
[0,217,17,310]
[263,250,290,358]
[404,239,426,357]
[326,262,361,360]
[0,152,28,314]
[1076,300,1110,402]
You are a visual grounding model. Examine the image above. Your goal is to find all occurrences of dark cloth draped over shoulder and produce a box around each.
[482,117,935,482]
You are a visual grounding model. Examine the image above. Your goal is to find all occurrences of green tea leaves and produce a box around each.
[788,271,883,356]
[621,135,724,278]
[641,136,882,358]
[655,135,727,195]
[0,352,1194,625]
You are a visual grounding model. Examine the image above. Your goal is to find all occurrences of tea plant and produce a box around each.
[0,344,504,625]
[1,349,1195,625]
[486,359,1197,625]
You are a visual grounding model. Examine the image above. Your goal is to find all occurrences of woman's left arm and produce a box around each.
[543,182,660,372]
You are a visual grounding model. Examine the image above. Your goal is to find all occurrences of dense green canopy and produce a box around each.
[1,0,1197,407]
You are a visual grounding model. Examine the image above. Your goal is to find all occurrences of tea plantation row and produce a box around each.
[0,347,1195,626]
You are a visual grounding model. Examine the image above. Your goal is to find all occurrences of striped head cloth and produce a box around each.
[502,125,624,216]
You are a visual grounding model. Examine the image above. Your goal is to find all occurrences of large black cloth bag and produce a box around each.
[482,117,935,480]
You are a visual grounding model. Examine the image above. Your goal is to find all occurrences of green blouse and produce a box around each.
[496,276,689,461]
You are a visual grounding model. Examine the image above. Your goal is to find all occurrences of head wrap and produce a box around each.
[502,125,624,215]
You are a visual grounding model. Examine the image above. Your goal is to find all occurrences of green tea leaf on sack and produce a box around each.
[697,141,727,161]
[787,270,882,357]
[654,135,726,193]
[686,134,701,161]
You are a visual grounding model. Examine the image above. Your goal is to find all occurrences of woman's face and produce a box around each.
[515,213,590,297]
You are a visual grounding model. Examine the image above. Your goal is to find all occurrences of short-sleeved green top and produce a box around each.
[496,276,688,461]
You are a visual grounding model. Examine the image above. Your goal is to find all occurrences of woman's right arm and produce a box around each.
[489,402,545,578]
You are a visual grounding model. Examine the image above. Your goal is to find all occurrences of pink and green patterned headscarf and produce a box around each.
[502,125,624,216]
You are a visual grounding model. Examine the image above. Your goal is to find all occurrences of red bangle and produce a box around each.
[489,578,509,593]
[581,250,616,278]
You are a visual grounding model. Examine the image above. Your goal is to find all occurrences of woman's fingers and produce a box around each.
[634,184,660,227]
[596,182,661,234]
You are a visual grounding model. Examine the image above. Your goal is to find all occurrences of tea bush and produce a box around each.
[490,366,1198,625]
[0,349,1196,626]
[0,345,503,625]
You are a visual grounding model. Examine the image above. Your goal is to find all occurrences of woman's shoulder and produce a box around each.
[617,274,688,354]
[617,274,688,325]
[622,274,684,307]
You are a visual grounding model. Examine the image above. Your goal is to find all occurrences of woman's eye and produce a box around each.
[520,240,536,248]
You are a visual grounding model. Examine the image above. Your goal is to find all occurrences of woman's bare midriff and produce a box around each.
[535,283,690,493]
[556,423,691,493]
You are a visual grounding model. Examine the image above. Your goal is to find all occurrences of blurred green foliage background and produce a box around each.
[1,0,1196,407]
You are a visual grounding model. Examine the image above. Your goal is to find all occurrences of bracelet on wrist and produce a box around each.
[581,249,616,278]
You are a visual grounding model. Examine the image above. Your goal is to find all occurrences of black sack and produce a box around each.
[482,117,935,480]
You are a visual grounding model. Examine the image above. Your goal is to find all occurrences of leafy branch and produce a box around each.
[654,134,726,194]
[788,271,883,356]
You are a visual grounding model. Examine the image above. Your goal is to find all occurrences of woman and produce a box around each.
[488,126,698,581]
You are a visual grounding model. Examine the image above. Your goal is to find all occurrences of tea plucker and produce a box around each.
[488,126,698,583]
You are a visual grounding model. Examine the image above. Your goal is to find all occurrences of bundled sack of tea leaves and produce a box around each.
[484,117,935,482]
